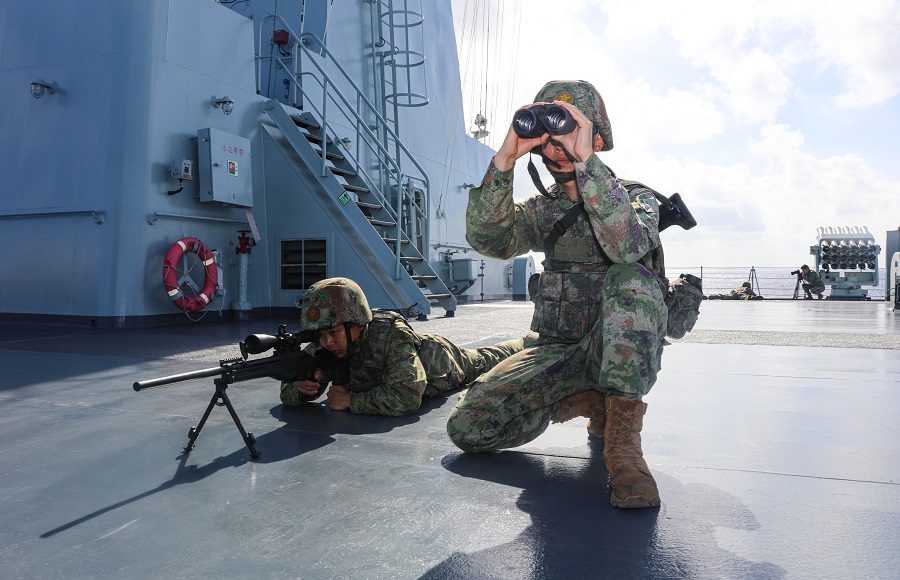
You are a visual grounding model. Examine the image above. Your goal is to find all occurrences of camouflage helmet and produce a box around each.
[533,80,613,151]
[301,277,373,331]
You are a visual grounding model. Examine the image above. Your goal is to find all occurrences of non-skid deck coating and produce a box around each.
[0,300,897,579]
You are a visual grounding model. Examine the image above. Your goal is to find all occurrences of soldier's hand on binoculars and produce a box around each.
[548,101,595,163]
[493,105,551,171]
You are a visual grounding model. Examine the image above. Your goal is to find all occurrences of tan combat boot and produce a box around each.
[552,390,606,438]
[603,396,660,508]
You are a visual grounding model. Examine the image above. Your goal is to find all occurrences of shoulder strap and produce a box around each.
[542,202,615,265]
[543,202,586,256]
[618,179,671,209]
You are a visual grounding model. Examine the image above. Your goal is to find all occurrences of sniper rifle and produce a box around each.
[134,324,342,458]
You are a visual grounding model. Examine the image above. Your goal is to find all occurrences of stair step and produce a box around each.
[427,293,452,301]
[304,133,333,146]
[400,256,424,262]
[356,201,383,210]
[381,237,409,245]
[411,275,438,281]
[313,147,345,162]
[292,116,320,130]
[330,166,357,178]
[343,184,370,194]
[368,218,396,227]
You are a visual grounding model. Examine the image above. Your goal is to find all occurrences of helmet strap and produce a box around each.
[549,169,577,184]
[343,322,362,358]
[527,152,552,198]
[528,141,582,197]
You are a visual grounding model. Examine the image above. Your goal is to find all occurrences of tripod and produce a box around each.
[792,273,804,300]
[747,266,762,296]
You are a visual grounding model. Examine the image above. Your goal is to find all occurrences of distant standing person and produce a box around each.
[800,265,825,299]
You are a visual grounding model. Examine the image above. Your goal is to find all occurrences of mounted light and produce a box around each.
[212,96,234,115]
[31,79,58,99]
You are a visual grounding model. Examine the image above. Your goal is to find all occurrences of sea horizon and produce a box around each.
[668,266,889,301]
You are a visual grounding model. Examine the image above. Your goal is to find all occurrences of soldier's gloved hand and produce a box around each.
[295,369,323,397]
[326,384,352,411]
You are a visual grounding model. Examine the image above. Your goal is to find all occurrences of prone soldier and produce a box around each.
[281,277,524,416]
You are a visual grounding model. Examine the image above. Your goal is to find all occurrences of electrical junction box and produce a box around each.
[197,128,254,207]
[273,29,289,45]
[170,159,194,180]
[450,258,478,282]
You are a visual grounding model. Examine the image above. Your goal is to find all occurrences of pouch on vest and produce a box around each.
[664,273,702,338]
[529,270,607,343]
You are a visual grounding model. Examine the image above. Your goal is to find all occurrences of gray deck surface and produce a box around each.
[1,300,898,579]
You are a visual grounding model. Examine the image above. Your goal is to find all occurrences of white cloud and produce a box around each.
[594,0,900,114]
[625,123,898,267]
[450,0,900,268]
[806,0,900,107]
[615,79,726,146]
[715,48,792,124]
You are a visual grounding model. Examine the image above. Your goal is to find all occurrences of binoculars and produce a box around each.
[512,104,577,138]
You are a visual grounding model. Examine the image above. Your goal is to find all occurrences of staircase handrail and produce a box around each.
[255,15,429,243]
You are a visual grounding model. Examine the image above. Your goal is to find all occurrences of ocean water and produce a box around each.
[669,266,889,301]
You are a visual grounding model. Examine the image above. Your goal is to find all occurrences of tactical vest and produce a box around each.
[541,182,666,276]
[529,182,668,343]
[344,310,421,392]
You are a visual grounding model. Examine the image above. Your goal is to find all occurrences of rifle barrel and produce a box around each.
[133,366,226,391]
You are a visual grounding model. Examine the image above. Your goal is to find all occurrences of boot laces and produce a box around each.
[609,407,636,444]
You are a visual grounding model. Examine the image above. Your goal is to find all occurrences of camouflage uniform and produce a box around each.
[447,81,667,454]
[802,269,825,296]
[280,278,523,416]
[710,282,760,300]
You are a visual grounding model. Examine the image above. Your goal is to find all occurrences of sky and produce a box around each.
[450,0,900,268]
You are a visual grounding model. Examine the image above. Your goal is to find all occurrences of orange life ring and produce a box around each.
[163,237,219,313]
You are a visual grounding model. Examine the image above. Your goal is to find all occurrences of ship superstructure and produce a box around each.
[0,0,533,326]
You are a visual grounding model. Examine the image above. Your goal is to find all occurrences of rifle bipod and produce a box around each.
[184,376,261,459]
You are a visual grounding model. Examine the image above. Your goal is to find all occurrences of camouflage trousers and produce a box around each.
[802,281,825,294]
[447,263,667,453]
[420,335,526,397]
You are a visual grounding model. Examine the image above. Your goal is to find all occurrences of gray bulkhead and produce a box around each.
[0,0,525,326]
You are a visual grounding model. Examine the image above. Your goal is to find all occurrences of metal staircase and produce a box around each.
[256,14,455,316]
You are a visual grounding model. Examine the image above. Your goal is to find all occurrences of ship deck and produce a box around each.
[1,300,898,579]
